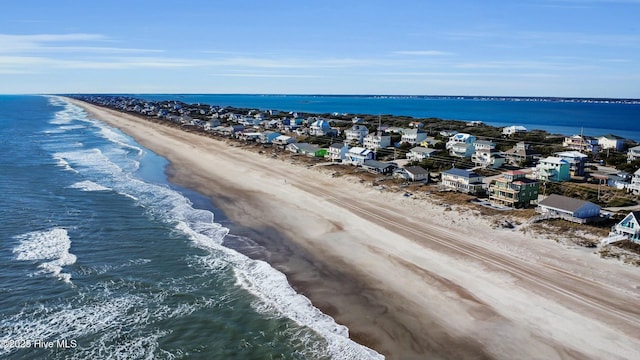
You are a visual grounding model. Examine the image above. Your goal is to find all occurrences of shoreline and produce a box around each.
[66,97,640,360]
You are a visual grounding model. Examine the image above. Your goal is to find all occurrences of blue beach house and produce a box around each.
[535,157,571,182]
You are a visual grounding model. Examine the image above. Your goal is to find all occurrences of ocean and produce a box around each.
[134,94,640,142]
[0,95,381,359]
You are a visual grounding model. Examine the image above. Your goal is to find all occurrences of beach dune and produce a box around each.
[68,98,640,360]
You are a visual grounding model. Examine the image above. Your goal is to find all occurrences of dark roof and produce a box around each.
[296,143,321,153]
[600,134,623,140]
[363,159,395,169]
[538,194,599,213]
[329,142,345,149]
[442,168,481,178]
[405,166,429,175]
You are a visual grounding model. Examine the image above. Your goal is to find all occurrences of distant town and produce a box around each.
[70,94,640,255]
[366,95,640,105]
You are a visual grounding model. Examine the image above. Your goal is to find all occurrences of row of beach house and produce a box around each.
[73,95,640,247]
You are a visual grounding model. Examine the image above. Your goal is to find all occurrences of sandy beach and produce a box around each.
[67,98,640,360]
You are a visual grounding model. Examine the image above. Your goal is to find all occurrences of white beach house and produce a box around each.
[601,211,640,245]
[406,147,439,162]
[502,125,527,136]
[400,128,427,145]
[626,169,640,195]
[404,166,429,182]
[345,147,375,166]
[536,194,601,224]
[309,119,333,136]
[627,145,640,163]
[440,168,486,194]
[363,133,391,151]
[344,125,370,144]
[328,142,349,162]
[446,133,476,158]
[597,135,624,151]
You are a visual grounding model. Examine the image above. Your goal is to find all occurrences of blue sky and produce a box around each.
[1,0,639,97]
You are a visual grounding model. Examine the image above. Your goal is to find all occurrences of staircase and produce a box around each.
[600,233,628,246]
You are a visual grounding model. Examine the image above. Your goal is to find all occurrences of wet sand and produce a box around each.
[67,97,640,360]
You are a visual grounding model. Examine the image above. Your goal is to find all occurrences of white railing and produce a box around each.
[600,233,628,246]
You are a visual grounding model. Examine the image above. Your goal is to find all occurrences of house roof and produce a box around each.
[512,178,538,185]
[363,159,395,169]
[311,120,331,128]
[504,125,527,131]
[599,134,623,140]
[538,194,599,213]
[346,124,368,132]
[329,142,346,149]
[541,156,569,165]
[409,146,437,154]
[449,133,475,141]
[405,166,429,175]
[402,128,425,135]
[293,143,321,153]
[555,151,588,159]
[349,147,373,156]
[442,168,481,178]
[504,170,527,176]
[504,144,537,156]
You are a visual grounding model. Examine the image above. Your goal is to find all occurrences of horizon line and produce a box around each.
[37,93,640,102]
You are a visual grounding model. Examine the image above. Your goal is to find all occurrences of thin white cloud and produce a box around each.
[58,57,204,69]
[32,46,164,54]
[0,33,162,55]
[203,56,381,69]
[379,71,557,78]
[0,33,104,52]
[0,33,106,42]
[0,55,202,71]
[392,50,453,56]
[444,29,640,47]
[210,72,322,78]
[454,60,596,71]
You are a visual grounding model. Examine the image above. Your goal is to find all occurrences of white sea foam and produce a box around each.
[58,124,87,132]
[69,180,112,192]
[0,276,220,359]
[45,95,68,108]
[54,148,126,177]
[13,228,77,283]
[43,97,384,359]
[235,260,384,359]
[49,106,80,125]
[0,292,160,358]
[97,126,144,157]
[52,155,78,173]
[175,221,384,360]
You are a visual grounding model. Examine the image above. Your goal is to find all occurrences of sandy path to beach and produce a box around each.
[68,98,640,360]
